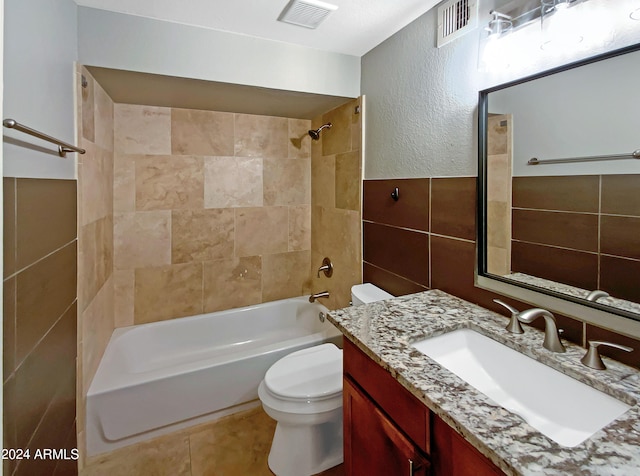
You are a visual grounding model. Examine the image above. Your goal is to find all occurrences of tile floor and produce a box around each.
[81,406,344,476]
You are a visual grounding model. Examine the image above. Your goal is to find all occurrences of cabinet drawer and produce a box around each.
[343,339,430,453]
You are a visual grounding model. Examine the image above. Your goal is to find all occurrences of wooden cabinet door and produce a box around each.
[344,377,429,476]
[432,415,503,476]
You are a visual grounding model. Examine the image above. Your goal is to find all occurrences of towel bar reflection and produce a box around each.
[528,149,640,166]
[3,118,86,157]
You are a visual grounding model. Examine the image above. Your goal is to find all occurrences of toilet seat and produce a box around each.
[264,344,342,401]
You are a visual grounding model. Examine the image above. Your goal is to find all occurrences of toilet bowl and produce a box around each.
[258,284,393,476]
[258,344,343,476]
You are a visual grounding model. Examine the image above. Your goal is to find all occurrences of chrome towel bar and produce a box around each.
[528,149,640,166]
[3,118,85,157]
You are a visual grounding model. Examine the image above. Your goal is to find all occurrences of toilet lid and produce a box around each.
[264,344,343,400]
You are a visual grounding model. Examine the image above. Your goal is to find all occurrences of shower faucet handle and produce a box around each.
[317,257,333,278]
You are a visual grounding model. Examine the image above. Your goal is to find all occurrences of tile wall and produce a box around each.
[3,176,78,476]
[310,99,363,309]
[76,67,115,469]
[362,176,640,369]
[512,174,640,303]
[112,104,314,325]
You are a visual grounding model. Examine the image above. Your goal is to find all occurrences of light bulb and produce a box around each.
[541,2,583,51]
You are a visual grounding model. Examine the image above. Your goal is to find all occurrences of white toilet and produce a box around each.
[258,283,393,476]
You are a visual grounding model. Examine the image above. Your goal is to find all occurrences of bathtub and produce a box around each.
[86,296,342,456]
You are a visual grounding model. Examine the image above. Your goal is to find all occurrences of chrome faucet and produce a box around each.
[317,257,333,278]
[581,340,633,370]
[586,290,610,302]
[309,291,330,303]
[517,308,566,353]
[493,299,524,334]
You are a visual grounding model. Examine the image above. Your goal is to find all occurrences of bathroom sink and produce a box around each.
[412,328,631,447]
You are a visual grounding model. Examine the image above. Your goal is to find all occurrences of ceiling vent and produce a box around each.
[437,0,478,47]
[278,0,338,29]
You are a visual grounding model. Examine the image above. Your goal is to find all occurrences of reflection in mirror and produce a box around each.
[480,45,640,320]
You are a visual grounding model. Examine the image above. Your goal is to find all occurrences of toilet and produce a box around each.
[258,283,393,476]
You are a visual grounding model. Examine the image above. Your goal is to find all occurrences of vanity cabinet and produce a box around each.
[343,339,503,476]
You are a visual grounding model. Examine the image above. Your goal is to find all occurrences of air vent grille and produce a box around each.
[437,0,478,47]
[278,0,338,29]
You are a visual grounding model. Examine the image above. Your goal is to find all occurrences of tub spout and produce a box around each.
[309,291,330,303]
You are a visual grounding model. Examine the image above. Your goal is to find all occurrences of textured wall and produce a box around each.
[361,0,640,179]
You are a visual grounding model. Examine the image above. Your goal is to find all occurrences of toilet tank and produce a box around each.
[351,283,393,306]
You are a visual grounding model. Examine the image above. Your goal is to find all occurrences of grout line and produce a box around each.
[12,298,78,378]
[597,175,602,290]
[428,178,432,289]
[364,261,429,290]
[4,238,78,281]
[511,239,598,255]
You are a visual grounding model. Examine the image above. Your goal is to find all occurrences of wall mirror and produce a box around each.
[478,43,640,323]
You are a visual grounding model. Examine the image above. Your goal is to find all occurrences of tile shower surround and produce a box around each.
[112,104,316,325]
[363,176,640,369]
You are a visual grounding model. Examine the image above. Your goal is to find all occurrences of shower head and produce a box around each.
[308,123,332,140]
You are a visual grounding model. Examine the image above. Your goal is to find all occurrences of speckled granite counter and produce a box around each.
[328,289,640,476]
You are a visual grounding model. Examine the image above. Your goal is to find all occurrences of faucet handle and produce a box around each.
[581,340,633,370]
[317,257,333,278]
[493,299,524,334]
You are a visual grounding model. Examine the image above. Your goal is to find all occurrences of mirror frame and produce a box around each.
[477,42,640,325]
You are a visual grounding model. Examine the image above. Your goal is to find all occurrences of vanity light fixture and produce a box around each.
[631,7,640,20]
[478,10,513,71]
[540,0,584,51]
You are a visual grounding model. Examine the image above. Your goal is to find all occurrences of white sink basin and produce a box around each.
[412,328,631,447]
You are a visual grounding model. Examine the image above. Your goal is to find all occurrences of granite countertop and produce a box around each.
[328,289,640,476]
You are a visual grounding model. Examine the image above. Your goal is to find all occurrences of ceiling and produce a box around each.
[74,0,441,56]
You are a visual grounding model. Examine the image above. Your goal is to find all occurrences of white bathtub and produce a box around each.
[86,296,341,456]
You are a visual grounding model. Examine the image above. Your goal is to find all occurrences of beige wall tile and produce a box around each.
[312,154,336,209]
[135,155,204,210]
[335,150,361,211]
[204,157,263,209]
[288,118,312,159]
[234,114,288,158]
[80,142,112,226]
[262,250,312,302]
[81,67,95,143]
[172,209,235,263]
[113,154,136,213]
[487,153,511,203]
[263,158,310,206]
[82,433,191,476]
[94,83,114,152]
[79,215,114,313]
[134,263,203,324]
[114,104,171,155]
[487,114,509,156]
[322,101,353,156]
[235,207,288,257]
[171,108,234,156]
[81,277,114,395]
[190,407,275,476]
[311,206,361,272]
[114,211,171,270]
[289,205,311,251]
[113,269,134,328]
[203,256,262,312]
